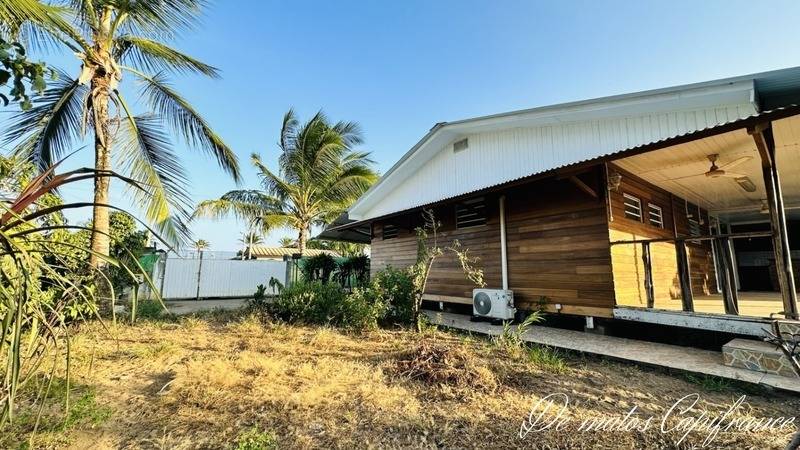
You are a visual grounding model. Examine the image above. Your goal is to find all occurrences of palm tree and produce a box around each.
[4,0,240,267]
[237,228,263,260]
[193,239,210,252]
[194,110,377,254]
[278,237,295,248]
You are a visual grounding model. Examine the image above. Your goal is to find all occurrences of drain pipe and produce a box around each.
[499,195,509,290]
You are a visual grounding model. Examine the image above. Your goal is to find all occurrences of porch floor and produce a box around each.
[657,291,789,318]
[424,310,800,394]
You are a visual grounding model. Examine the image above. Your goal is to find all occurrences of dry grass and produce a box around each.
[2,309,799,449]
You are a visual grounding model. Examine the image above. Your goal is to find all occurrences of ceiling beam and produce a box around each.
[567,175,599,199]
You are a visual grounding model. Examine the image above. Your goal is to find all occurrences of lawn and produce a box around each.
[3,310,798,449]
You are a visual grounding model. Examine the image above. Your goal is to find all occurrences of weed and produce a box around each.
[683,374,732,392]
[136,300,166,320]
[494,312,543,355]
[233,426,278,450]
[527,346,568,374]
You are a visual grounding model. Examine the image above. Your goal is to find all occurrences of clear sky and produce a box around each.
[6,0,800,252]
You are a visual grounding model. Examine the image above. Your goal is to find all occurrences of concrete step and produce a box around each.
[722,338,798,379]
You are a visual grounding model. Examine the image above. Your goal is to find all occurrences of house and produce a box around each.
[321,67,800,338]
[245,245,340,261]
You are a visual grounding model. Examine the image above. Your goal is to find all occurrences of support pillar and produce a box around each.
[750,123,798,319]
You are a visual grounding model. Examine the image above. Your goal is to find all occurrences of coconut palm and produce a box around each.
[278,236,295,248]
[194,109,377,254]
[193,239,209,252]
[237,228,263,260]
[3,0,240,267]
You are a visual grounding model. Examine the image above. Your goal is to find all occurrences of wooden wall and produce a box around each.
[369,167,616,317]
[607,164,718,309]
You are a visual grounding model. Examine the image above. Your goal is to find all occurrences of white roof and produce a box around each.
[348,67,800,221]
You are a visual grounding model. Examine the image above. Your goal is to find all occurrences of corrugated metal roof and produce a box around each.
[248,246,340,258]
[347,66,800,222]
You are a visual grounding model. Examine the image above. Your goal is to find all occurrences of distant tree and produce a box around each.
[193,239,210,252]
[278,237,295,248]
[238,228,263,260]
[193,110,377,254]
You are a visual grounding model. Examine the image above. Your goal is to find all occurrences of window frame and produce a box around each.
[647,203,664,229]
[622,193,643,222]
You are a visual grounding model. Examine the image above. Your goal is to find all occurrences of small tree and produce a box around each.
[409,209,485,332]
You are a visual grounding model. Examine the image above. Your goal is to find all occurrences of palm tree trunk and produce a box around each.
[89,74,113,268]
[297,227,308,255]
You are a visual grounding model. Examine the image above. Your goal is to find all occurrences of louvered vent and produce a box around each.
[456,197,487,228]
[382,224,398,240]
[453,138,469,153]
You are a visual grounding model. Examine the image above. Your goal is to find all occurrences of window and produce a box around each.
[623,193,642,221]
[453,138,469,153]
[648,203,664,228]
[382,224,398,240]
[688,219,701,237]
[456,197,487,228]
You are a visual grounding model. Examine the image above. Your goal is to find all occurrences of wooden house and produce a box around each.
[321,67,800,336]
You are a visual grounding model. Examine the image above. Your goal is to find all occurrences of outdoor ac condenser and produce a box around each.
[472,289,515,320]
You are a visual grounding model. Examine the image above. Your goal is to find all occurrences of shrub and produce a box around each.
[336,255,370,288]
[370,267,415,325]
[268,281,384,330]
[300,253,337,282]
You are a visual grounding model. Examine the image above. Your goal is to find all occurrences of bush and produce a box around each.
[336,255,370,288]
[300,253,337,282]
[268,281,385,330]
[370,267,415,325]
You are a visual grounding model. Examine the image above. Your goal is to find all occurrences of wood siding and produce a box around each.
[370,168,615,317]
[607,164,718,309]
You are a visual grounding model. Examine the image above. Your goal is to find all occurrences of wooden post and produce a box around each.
[642,242,655,308]
[675,241,694,312]
[750,123,799,319]
[718,237,739,315]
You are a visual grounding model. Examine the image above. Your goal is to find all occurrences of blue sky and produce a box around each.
[6,0,800,251]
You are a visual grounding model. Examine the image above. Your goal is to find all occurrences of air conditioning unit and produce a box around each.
[473,289,515,320]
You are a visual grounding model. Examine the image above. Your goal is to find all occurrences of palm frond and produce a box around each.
[114,35,220,77]
[132,70,240,182]
[117,110,192,246]
[4,69,87,171]
[113,0,208,36]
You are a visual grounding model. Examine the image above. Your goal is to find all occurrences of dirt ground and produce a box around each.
[3,309,799,449]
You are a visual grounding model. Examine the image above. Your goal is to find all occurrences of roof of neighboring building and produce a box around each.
[344,66,800,222]
[247,246,340,259]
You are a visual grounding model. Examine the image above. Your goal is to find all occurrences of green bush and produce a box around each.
[268,281,384,330]
[300,253,337,282]
[370,267,415,325]
[336,255,370,288]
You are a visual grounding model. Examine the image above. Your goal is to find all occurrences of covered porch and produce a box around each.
[607,108,800,327]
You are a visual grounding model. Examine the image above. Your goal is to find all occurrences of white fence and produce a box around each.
[152,256,287,300]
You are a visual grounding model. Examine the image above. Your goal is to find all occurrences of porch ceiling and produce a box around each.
[613,114,800,223]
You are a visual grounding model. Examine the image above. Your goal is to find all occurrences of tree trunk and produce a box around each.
[89,74,113,268]
[297,227,308,255]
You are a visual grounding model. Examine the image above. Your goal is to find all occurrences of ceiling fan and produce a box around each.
[666,154,756,192]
